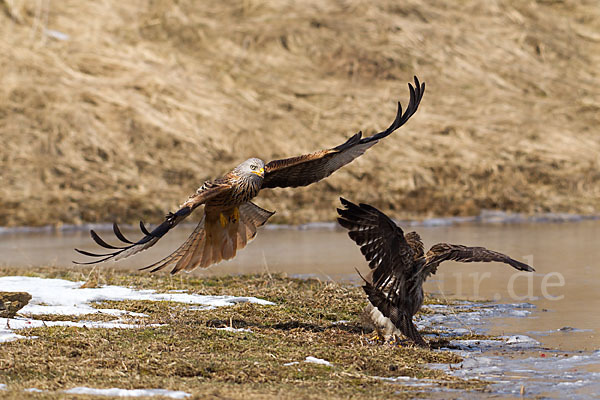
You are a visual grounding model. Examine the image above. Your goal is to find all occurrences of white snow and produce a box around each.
[0,276,273,316]
[2,316,156,331]
[0,383,5,390]
[64,387,190,398]
[372,376,437,387]
[502,335,539,347]
[215,326,253,333]
[0,329,27,343]
[0,276,273,343]
[331,320,350,325]
[283,357,332,367]
[0,315,156,343]
[304,356,332,366]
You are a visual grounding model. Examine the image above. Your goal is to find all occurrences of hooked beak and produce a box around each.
[252,167,265,178]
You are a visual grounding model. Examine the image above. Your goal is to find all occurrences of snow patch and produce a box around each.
[502,335,539,346]
[283,361,299,366]
[331,320,350,325]
[0,276,273,344]
[64,387,190,398]
[304,356,332,366]
[0,329,27,343]
[215,326,253,333]
[0,276,273,317]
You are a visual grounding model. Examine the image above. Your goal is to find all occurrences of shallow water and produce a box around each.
[1,219,600,398]
[1,219,598,349]
[419,301,600,399]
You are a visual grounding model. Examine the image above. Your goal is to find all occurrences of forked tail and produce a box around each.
[140,201,274,274]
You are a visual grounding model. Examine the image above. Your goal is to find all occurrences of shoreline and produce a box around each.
[2,210,599,236]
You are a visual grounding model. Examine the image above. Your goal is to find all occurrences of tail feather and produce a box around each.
[173,223,205,272]
[140,219,205,273]
[142,201,274,274]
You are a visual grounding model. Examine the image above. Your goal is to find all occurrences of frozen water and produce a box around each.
[377,301,600,399]
[431,351,600,400]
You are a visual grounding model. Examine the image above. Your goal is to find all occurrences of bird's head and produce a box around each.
[235,158,265,179]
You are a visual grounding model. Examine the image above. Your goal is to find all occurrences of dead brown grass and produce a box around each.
[0,268,484,399]
[1,0,599,227]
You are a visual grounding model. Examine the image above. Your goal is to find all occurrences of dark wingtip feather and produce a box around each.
[333,131,363,151]
[337,217,357,230]
[138,258,167,272]
[151,264,166,273]
[513,260,535,272]
[72,254,114,265]
[359,75,425,144]
[90,230,126,250]
[113,222,134,244]
[139,221,151,236]
[74,248,112,258]
[354,266,368,283]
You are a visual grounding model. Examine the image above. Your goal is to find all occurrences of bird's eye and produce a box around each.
[250,165,257,170]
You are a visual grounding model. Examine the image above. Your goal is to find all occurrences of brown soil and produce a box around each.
[1,0,599,227]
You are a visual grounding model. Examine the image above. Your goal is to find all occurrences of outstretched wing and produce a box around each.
[424,243,534,272]
[262,76,425,189]
[73,181,232,265]
[336,198,413,289]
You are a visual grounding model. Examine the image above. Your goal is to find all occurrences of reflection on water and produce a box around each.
[1,220,599,351]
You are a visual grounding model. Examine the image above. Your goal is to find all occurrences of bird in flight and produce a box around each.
[337,198,534,347]
[75,77,425,274]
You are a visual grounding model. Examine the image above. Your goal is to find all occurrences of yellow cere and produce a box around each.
[252,168,264,176]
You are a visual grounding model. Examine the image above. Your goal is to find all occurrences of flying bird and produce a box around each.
[75,77,425,274]
[337,198,534,347]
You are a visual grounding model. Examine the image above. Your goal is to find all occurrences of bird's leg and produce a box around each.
[231,207,239,224]
[369,327,386,343]
[219,213,228,227]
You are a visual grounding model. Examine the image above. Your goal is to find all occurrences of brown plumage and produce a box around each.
[74,77,425,274]
[337,198,534,347]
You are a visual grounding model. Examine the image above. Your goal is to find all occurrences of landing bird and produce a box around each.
[74,77,425,274]
[336,198,534,347]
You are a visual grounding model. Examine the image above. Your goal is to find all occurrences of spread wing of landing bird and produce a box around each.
[336,198,534,347]
[74,77,425,274]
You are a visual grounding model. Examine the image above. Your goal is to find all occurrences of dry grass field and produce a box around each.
[1,0,599,227]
